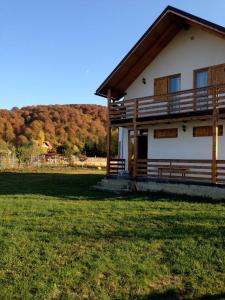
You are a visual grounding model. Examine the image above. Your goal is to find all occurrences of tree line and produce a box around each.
[0,104,117,159]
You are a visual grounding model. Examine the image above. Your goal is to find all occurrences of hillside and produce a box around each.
[0,104,108,156]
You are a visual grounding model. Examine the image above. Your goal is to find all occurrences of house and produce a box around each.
[42,141,53,153]
[95,6,225,199]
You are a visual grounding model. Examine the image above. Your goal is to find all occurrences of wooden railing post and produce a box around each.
[107,89,112,176]
[212,86,219,184]
[133,99,138,177]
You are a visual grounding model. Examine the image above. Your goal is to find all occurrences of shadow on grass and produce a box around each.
[0,172,109,200]
[129,290,225,299]
[0,171,224,203]
[71,213,225,240]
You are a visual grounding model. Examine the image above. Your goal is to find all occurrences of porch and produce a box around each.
[106,84,225,186]
[109,158,225,185]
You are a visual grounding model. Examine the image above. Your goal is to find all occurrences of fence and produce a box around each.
[0,154,107,170]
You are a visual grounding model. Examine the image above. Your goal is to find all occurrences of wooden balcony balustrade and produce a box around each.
[108,158,126,176]
[108,158,225,184]
[136,159,225,184]
[109,84,225,122]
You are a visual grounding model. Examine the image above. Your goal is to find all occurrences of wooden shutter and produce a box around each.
[209,64,225,85]
[154,77,168,95]
[193,125,223,137]
[154,128,178,139]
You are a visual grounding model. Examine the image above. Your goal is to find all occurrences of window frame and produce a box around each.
[168,74,181,94]
[193,67,209,89]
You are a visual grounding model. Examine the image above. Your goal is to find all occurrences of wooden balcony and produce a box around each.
[109,84,225,126]
[108,158,225,184]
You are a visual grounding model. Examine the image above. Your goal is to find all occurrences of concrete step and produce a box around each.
[95,185,130,193]
[94,177,131,192]
[101,178,129,186]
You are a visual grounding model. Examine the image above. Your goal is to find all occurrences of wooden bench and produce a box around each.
[158,166,188,178]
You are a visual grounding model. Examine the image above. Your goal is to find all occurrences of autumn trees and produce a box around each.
[0,104,109,157]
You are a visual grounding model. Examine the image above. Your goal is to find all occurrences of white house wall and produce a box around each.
[148,120,225,160]
[124,26,225,99]
[119,120,225,168]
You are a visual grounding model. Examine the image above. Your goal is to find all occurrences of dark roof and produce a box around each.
[96,6,225,100]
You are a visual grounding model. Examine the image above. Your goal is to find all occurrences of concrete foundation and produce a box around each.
[95,177,225,200]
[136,180,225,200]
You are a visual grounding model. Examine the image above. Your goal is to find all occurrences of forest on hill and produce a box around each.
[0,104,116,158]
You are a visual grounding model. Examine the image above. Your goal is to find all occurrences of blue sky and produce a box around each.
[0,0,225,109]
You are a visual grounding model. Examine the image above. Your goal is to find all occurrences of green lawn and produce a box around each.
[0,168,224,300]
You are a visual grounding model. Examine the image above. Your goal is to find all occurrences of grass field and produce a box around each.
[0,167,224,300]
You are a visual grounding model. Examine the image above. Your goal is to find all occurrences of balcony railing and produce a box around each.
[136,159,225,184]
[108,158,126,176]
[109,84,225,122]
[108,158,225,184]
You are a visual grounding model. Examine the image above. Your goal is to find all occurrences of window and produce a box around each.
[193,125,223,137]
[154,128,178,139]
[194,69,209,110]
[169,76,181,93]
[154,74,181,113]
[168,75,181,112]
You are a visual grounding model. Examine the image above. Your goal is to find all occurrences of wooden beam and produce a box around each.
[110,111,225,128]
[133,99,138,177]
[212,87,219,183]
[107,89,112,176]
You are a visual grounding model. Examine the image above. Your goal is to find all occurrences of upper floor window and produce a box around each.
[154,74,181,113]
[195,70,208,88]
[168,75,181,112]
[194,69,209,110]
[169,75,181,93]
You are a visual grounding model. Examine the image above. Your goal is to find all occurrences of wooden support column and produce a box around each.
[212,86,219,184]
[107,89,112,176]
[133,99,138,177]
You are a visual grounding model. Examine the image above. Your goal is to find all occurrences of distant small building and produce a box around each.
[42,141,53,152]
